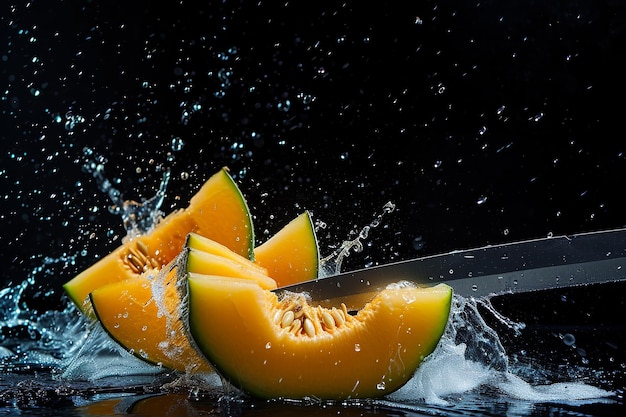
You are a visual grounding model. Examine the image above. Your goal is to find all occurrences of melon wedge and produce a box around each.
[185,232,268,275]
[186,276,453,399]
[90,266,212,372]
[89,211,321,372]
[64,167,254,313]
[184,248,276,290]
[90,244,277,371]
[253,211,319,286]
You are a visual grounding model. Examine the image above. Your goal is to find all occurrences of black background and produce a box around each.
[2,0,626,394]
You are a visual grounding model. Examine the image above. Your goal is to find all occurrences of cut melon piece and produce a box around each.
[253,211,319,287]
[184,248,276,290]
[185,232,268,275]
[90,266,211,373]
[64,167,254,313]
[186,276,453,399]
[90,247,277,371]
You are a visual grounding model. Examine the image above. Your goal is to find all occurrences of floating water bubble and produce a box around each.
[277,99,291,112]
[64,111,85,131]
[171,137,185,152]
[560,333,576,346]
[412,235,425,251]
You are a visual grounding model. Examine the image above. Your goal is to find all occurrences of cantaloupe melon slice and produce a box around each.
[253,211,319,287]
[90,266,212,372]
[89,246,277,372]
[64,167,254,313]
[187,276,453,399]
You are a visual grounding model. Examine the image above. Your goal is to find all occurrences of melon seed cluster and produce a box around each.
[123,240,161,274]
[272,293,354,337]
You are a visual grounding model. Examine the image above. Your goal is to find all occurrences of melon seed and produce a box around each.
[136,240,150,257]
[281,310,295,328]
[321,311,336,330]
[273,309,283,325]
[126,253,145,273]
[293,305,304,320]
[303,318,316,337]
[290,318,302,334]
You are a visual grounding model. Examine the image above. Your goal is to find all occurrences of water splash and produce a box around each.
[80,147,171,236]
[389,295,614,406]
[60,323,159,381]
[319,201,396,276]
[0,254,87,373]
[0,169,617,409]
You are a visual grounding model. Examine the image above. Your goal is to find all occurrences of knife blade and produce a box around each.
[274,227,626,310]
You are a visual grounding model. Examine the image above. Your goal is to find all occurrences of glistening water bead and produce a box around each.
[171,137,185,152]
[562,333,576,347]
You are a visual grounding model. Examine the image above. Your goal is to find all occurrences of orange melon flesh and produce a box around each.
[253,211,319,287]
[185,232,268,275]
[185,248,276,290]
[187,276,453,399]
[64,167,254,312]
[90,267,212,373]
[90,250,277,371]
[88,215,322,372]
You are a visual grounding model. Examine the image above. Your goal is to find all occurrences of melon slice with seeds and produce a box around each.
[64,167,254,313]
[186,276,453,399]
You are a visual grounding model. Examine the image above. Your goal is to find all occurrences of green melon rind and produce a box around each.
[301,210,320,279]
[217,169,255,261]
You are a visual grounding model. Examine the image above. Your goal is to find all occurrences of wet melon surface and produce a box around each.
[88,214,318,371]
[88,232,282,372]
[186,275,453,399]
[89,266,212,373]
[61,165,454,400]
[63,167,254,312]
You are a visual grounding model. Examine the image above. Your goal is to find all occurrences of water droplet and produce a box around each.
[562,333,576,346]
[376,382,386,390]
[412,236,425,251]
[277,99,291,112]
[265,342,272,349]
[171,137,185,152]
[354,343,361,352]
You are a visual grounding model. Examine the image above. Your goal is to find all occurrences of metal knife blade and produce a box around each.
[273,227,626,310]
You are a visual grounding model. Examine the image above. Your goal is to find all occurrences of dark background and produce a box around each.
[2,0,626,392]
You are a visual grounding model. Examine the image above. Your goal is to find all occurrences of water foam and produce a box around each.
[388,295,615,406]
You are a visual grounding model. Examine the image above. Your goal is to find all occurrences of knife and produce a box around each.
[274,227,626,310]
